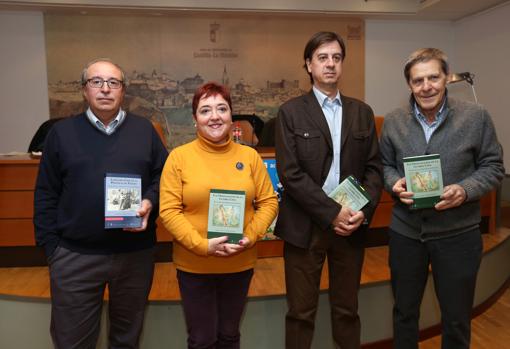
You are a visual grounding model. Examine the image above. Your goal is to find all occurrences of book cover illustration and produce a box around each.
[403,154,443,209]
[212,204,242,228]
[328,175,371,212]
[207,189,246,243]
[104,173,142,229]
[409,170,441,193]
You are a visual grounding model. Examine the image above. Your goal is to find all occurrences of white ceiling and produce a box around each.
[0,0,508,21]
[414,0,509,20]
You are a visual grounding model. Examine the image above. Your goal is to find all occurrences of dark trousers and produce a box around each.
[177,269,254,349]
[389,228,482,349]
[48,246,155,349]
[284,228,365,349]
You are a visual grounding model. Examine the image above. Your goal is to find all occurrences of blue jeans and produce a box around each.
[389,228,482,349]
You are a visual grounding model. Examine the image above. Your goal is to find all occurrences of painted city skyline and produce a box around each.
[45,14,365,149]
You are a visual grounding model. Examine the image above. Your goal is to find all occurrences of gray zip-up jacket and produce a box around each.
[380,97,504,241]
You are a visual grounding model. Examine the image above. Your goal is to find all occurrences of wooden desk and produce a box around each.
[0,155,39,247]
[0,147,497,266]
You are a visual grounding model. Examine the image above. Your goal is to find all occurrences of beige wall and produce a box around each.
[1,4,509,162]
[453,2,510,170]
[0,11,49,153]
[364,19,454,116]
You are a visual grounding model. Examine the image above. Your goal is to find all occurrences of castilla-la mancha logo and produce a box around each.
[210,22,220,43]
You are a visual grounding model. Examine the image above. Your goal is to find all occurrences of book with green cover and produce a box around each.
[207,189,246,243]
[403,154,443,209]
[328,175,371,211]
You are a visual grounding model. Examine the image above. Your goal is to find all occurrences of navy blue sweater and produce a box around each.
[34,113,168,256]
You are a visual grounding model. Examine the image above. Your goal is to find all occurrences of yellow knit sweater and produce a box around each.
[159,134,278,274]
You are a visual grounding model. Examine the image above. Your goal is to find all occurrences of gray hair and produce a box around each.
[80,58,128,86]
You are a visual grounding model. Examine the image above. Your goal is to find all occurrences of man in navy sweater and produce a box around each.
[34,58,168,348]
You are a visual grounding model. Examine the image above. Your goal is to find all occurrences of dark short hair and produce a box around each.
[404,48,449,83]
[303,31,346,84]
[192,82,232,116]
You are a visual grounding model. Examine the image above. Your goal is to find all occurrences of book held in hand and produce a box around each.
[403,154,443,209]
[328,175,371,211]
[207,189,246,243]
[104,173,142,229]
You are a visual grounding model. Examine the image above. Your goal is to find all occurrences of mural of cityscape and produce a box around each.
[45,14,364,149]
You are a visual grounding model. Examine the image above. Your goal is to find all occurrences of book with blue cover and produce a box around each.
[262,158,282,239]
[262,158,283,200]
[104,173,142,229]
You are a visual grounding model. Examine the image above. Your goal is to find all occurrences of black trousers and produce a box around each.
[48,246,155,349]
[389,228,482,349]
[177,269,254,349]
[284,227,365,349]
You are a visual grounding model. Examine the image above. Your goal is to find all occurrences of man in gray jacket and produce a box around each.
[380,48,504,349]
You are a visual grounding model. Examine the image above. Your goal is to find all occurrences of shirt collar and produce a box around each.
[312,86,342,108]
[413,96,448,125]
[86,108,126,135]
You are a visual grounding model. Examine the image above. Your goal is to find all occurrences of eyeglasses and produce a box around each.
[86,77,124,89]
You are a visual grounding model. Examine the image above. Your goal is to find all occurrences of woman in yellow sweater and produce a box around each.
[159,82,278,349]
